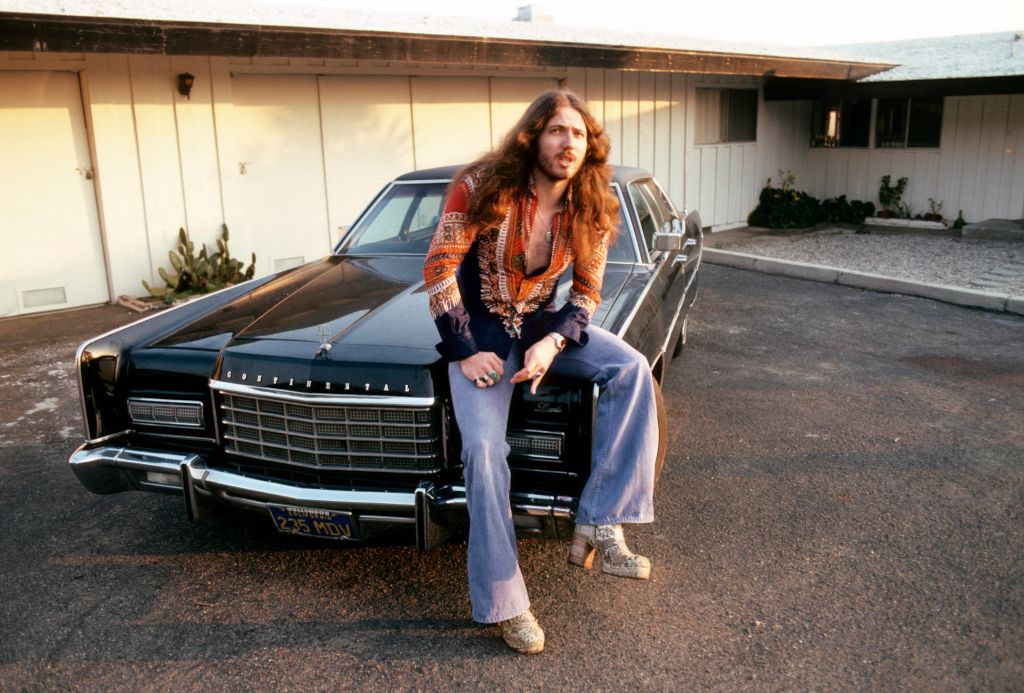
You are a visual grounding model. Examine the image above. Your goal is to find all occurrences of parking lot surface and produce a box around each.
[1,265,1021,690]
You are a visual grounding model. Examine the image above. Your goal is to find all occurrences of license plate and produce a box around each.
[267,504,358,541]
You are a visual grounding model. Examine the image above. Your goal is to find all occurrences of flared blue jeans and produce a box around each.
[447,325,657,623]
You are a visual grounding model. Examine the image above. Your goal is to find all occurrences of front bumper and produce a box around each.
[69,439,576,550]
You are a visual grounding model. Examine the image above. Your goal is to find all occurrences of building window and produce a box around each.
[813,97,943,149]
[810,99,871,148]
[695,88,758,144]
[877,97,943,148]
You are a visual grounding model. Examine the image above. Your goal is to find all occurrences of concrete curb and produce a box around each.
[704,249,1024,316]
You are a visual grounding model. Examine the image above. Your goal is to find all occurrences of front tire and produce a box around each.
[672,315,688,358]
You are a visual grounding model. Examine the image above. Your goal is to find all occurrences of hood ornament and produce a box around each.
[315,325,334,359]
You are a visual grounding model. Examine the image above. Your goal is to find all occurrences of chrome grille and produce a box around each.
[217,389,442,473]
[507,430,564,460]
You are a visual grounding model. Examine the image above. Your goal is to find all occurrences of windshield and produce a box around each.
[338,179,636,262]
[339,181,447,255]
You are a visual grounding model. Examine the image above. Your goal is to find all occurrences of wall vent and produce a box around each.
[22,286,68,309]
[274,256,305,272]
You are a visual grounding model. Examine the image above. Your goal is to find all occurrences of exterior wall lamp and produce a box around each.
[177,72,195,99]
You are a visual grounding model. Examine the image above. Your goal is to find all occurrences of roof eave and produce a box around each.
[0,12,892,79]
[764,74,1024,100]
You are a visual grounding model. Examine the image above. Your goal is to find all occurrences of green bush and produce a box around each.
[747,179,821,229]
[819,195,876,224]
[878,175,908,216]
[747,171,875,228]
[142,224,256,302]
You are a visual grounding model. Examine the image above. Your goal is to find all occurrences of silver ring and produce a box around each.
[531,371,543,379]
[476,375,489,384]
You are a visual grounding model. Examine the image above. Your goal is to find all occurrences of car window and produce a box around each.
[339,182,447,254]
[648,179,679,220]
[605,226,634,263]
[627,180,672,252]
[606,186,636,263]
[627,182,658,251]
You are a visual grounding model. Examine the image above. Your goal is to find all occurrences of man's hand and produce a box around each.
[459,351,505,388]
[510,336,562,395]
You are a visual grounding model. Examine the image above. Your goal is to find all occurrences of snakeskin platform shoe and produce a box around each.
[568,523,652,579]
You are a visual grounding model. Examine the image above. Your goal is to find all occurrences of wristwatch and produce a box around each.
[547,332,567,351]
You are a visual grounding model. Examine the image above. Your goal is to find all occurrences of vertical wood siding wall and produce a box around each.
[793,95,1024,222]
[2,50,1021,312]
[564,68,761,230]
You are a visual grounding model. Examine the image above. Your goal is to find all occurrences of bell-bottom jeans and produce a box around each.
[447,325,657,623]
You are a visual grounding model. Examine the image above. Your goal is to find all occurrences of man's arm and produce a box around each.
[423,179,480,361]
[546,230,610,344]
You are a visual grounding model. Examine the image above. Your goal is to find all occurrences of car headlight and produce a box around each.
[127,398,204,429]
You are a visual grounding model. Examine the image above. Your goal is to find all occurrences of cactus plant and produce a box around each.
[142,225,256,302]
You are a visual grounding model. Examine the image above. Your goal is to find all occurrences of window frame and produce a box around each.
[811,96,943,150]
[695,86,759,146]
[810,98,871,149]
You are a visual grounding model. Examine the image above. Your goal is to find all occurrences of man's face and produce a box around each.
[535,106,588,182]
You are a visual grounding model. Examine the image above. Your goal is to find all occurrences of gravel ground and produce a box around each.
[716,229,1024,296]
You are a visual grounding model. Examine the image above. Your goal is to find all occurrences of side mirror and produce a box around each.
[653,210,703,252]
[653,218,686,251]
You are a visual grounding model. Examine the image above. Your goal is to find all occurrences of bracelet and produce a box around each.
[547,332,566,351]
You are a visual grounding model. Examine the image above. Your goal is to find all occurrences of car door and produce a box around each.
[647,179,700,351]
[622,178,689,364]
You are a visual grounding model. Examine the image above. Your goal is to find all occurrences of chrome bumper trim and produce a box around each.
[69,442,576,549]
[192,464,422,513]
[69,443,200,494]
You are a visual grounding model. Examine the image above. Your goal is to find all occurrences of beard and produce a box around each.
[536,149,580,182]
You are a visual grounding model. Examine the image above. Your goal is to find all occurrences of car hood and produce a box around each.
[150,255,632,397]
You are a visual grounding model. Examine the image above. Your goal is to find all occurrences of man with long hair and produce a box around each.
[423,89,658,654]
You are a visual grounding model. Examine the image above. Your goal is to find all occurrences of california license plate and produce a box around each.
[268,504,358,541]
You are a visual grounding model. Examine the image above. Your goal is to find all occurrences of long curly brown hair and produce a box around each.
[453,89,619,265]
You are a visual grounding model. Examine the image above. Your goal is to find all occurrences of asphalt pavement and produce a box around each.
[1,265,1022,690]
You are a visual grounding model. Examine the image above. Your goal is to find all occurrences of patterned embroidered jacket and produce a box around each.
[423,175,609,362]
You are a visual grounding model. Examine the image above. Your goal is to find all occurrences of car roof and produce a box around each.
[395,164,653,186]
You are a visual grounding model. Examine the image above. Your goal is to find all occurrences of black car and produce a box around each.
[69,165,702,549]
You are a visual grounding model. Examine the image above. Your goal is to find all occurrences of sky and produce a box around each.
[316,0,1024,46]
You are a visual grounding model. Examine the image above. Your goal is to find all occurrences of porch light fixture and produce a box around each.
[176,72,195,99]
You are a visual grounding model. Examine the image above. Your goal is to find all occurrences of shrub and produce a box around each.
[748,171,876,229]
[747,172,821,229]
[819,195,876,224]
[878,175,908,217]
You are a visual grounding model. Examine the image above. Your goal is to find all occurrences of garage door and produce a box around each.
[0,71,108,316]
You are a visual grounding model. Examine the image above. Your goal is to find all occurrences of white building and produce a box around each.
[1,2,1021,316]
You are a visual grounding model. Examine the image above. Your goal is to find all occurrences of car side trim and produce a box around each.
[660,243,703,356]
[615,268,657,342]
